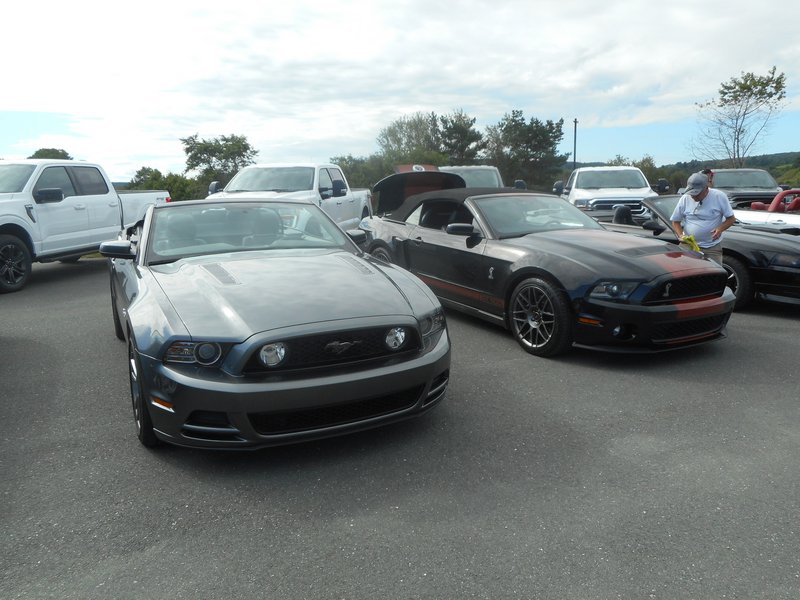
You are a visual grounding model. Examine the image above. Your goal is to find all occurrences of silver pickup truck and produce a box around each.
[0,159,170,292]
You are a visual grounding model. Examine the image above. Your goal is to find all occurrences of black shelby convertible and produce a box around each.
[360,177,736,357]
[100,198,450,449]
[608,195,800,309]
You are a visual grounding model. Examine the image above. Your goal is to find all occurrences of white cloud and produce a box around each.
[2,0,799,179]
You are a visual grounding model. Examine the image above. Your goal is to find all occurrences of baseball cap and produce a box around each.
[685,172,708,196]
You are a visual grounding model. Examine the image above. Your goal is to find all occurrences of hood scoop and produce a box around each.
[201,263,240,285]
[338,255,376,275]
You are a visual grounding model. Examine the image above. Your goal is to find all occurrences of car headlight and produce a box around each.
[590,281,640,301]
[769,253,800,269]
[419,308,446,352]
[574,199,589,208]
[164,341,223,365]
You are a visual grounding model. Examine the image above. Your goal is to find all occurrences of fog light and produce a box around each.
[259,342,287,367]
[385,327,407,350]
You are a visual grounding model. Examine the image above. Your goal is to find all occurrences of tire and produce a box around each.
[722,255,753,310]
[369,245,393,264]
[0,234,32,293]
[129,340,160,447]
[508,277,574,357]
[111,278,125,341]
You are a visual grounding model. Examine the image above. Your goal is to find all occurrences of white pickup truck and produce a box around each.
[207,163,372,230]
[553,166,670,221]
[0,159,170,293]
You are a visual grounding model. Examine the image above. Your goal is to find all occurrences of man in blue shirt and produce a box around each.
[670,172,735,264]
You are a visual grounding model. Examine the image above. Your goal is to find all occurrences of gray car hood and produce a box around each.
[151,250,420,338]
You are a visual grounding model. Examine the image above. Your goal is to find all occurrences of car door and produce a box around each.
[403,199,500,313]
[32,166,90,252]
[328,167,357,226]
[70,165,121,243]
[317,168,341,224]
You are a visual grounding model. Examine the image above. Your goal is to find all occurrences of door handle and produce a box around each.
[412,237,423,246]
[74,204,87,210]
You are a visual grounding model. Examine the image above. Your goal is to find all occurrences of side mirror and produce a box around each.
[656,178,670,194]
[33,188,64,203]
[346,229,367,245]
[208,181,222,195]
[332,180,348,197]
[514,179,527,190]
[552,181,565,195]
[445,223,476,236]
[99,240,136,259]
[642,219,666,235]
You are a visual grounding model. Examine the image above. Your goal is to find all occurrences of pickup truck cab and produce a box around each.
[553,166,668,221]
[0,159,170,293]
[207,163,372,230]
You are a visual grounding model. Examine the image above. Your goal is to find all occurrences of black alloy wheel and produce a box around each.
[722,255,753,310]
[509,277,573,357]
[128,340,159,447]
[0,234,32,293]
[369,246,393,264]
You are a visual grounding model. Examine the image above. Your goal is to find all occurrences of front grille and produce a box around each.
[644,273,727,304]
[651,314,728,343]
[242,327,421,374]
[249,385,424,435]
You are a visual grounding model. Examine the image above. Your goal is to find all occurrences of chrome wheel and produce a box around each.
[509,277,573,357]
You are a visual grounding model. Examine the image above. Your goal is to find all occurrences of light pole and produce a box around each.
[573,118,578,171]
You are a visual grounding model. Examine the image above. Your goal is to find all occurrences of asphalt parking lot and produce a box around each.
[2,257,798,599]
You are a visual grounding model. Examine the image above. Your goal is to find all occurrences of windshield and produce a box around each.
[473,193,603,238]
[145,202,351,265]
[712,170,779,189]
[647,196,680,221]
[225,167,314,193]
[0,164,36,193]
[576,169,648,189]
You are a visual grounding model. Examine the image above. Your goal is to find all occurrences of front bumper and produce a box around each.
[136,330,451,449]
[572,287,736,352]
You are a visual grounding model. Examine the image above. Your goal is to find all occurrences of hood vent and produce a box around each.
[201,263,240,285]
[339,255,375,275]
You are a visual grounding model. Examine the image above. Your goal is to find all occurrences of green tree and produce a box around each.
[128,166,202,201]
[181,133,259,191]
[439,109,485,164]
[376,112,448,165]
[28,148,72,159]
[694,66,787,167]
[483,110,568,190]
[329,154,393,188]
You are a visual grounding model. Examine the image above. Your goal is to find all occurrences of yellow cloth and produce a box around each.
[681,234,701,252]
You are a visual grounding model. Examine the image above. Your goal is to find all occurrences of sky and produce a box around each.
[2,0,800,182]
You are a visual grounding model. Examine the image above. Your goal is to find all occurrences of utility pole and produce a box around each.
[573,118,578,171]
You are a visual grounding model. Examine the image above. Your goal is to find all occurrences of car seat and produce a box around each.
[612,205,635,225]
[785,198,800,213]
[243,209,283,246]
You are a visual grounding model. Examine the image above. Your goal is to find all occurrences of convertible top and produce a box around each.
[372,171,466,216]
[387,186,534,222]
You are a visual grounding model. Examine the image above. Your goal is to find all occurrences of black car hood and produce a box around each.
[506,229,723,279]
[372,171,465,215]
[150,250,428,338]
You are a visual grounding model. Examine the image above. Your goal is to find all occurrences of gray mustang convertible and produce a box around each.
[100,198,450,449]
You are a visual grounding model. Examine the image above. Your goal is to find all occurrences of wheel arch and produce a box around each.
[0,223,35,258]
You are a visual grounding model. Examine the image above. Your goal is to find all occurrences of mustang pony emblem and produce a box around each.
[325,340,361,355]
